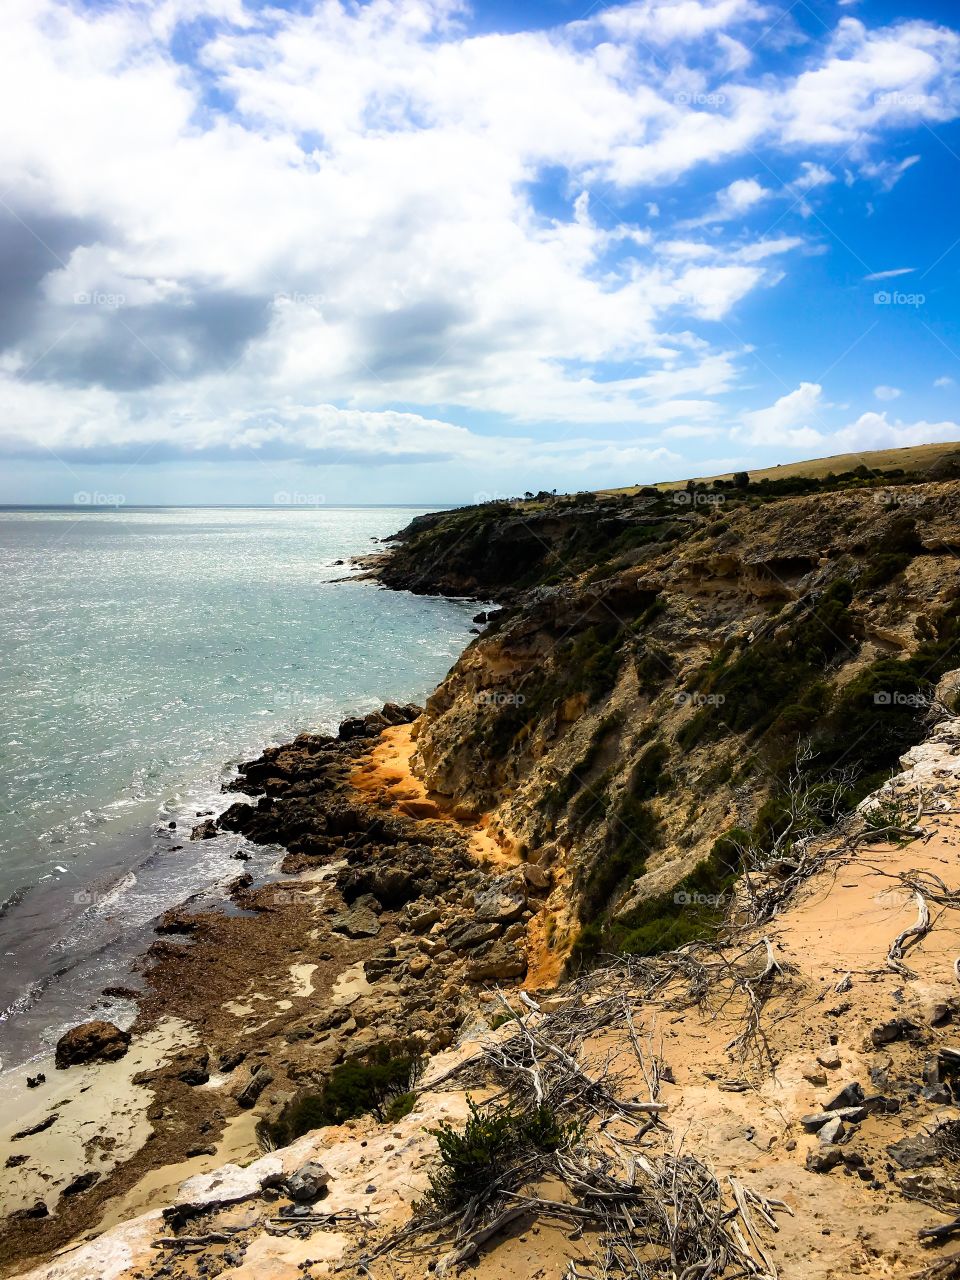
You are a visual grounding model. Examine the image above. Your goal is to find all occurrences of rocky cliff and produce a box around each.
[369,467,960,964]
[7,454,960,1280]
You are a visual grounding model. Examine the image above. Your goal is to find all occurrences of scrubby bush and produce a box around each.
[424,1098,574,1213]
[266,1042,423,1144]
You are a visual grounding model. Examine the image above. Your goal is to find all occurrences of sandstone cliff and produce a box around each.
[372,470,960,964]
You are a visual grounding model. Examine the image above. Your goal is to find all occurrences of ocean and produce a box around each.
[0,506,477,1070]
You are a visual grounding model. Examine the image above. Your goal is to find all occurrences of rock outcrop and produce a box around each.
[54,1021,131,1070]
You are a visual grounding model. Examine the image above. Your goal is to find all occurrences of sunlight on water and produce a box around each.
[0,507,477,1063]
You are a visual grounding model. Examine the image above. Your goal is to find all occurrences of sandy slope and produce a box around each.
[9,712,960,1280]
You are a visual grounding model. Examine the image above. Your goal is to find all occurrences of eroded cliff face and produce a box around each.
[379,479,960,960]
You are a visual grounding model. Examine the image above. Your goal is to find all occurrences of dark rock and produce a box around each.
[62,1171,101,1196]
[806,1145,844,1173]
[26,1073,45,1089]
[447,920,503,951]
[218,1049,247,1073]
[380,702,421,725]
[235,1067,273,1108]
[12,1113,58,1140]
[364,956,403,981]
[14,1203,48,1220]
[176,1050,210,1086]
[155,909,201,935]
[191,819,219,841]
[474,882,526,923]
[102,985,140,1000]
[465,941,527,982]
[823,1082,865,1111]
[55,1020,131,1069]
[6,1154,27,1168]
[922,1084,952,1104]
[331,904,381,939]
[871,1018,919,1047]
[888,1131,941,1170]
[801,1106,866,1132]
[285,1161,331,1203]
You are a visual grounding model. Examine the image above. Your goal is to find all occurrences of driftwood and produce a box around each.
[887,889,933,977]
[361,978,789,1280]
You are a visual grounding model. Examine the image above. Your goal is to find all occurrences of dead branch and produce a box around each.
[888,889,933,978]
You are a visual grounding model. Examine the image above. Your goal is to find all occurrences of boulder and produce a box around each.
[474,882,526,924]
[285,1161,331,1203]
[823,1081,864,1112]
[332,904,381,939]
[887,1131,941,1170]
[174,1155,284,1213]
[818,1117,845,1145]
[870,1018,919,1047]
[55,1020,131,1070]
[176,1050,210,1086]
[806,1144,844,1173]
[234,1067,273,1108]
[190,819,218,841]
[466,941,527,982]
[62,1171,101,1196]
[522,863,552,892]
[801,1063,828,1086]
[447,920,502,951]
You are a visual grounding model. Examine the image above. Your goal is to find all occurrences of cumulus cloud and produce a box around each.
[0,0,956,482]
[737,383,828,446]
[874,384,902,401]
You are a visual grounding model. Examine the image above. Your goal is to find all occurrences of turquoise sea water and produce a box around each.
[0,507,477,1067]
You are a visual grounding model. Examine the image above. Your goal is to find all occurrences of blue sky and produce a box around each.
[0,0,958,504]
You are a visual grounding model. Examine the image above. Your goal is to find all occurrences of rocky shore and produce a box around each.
[0,701,549,1274]
[6,456,960,1279]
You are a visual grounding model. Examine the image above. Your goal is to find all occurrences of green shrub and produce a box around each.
[266,1043,423,1144]
[424,1099,574,1214]
[578,791,661,920]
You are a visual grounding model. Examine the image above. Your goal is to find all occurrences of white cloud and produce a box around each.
[935,376,956,388]
[0,0,956,480]
[861,154,921,191]
[738,382,827,445]
[873,384,901,401]
[793,161,836,193]
[597,0,770,45]
[830,412,960,452]
[865,267,915,280]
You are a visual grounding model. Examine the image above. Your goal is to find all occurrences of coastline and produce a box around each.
[0,689,547,1275]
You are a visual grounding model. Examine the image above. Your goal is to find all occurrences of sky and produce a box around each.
[1,0,959,506]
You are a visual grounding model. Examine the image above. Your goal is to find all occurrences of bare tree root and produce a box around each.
[887,888,933,978]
